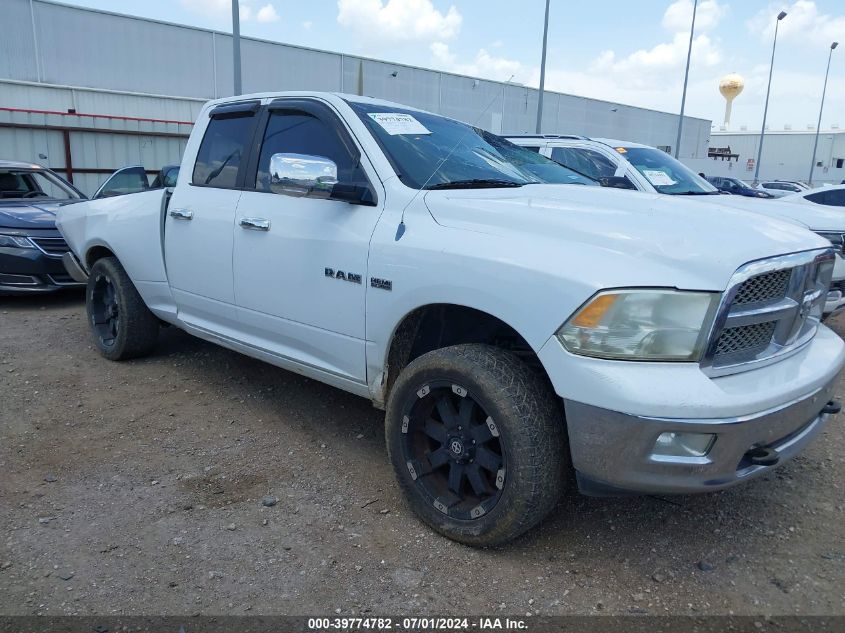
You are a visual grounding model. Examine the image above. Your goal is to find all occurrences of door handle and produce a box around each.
[169,208,193,220]
[239,217,270,231]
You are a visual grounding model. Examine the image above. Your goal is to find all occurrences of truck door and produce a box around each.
[164,101,260,334]
[232,99,383,383]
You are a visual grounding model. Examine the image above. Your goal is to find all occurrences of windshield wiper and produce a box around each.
[427,179,525,190]
[670,190,721,196]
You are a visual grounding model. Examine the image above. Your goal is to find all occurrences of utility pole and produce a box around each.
[753,10,787,185]
[674,0,697,159]
[535,0,551,134]
[232,0,242,95]
[809,42,838,185]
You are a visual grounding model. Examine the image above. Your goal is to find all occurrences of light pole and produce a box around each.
[535,0,551,134]
[753,10,787,185]
[674,0,697,159]
[809,42,838,185]
[232,0,242,95]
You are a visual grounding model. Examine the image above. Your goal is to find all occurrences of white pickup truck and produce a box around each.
[58,92,845,546]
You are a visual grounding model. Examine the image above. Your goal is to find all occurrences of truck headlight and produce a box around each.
[557,289,719,361]
[0,234,35,249]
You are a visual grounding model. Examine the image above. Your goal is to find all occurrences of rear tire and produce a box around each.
[86,257,158,360]
[385,344,568,546]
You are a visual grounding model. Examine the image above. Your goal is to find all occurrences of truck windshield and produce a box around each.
[618,147,719,196]
[346,101,593,189]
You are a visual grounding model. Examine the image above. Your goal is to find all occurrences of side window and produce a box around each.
[94,167,150,199]
[255,110,366,192]
[162,167,180,188]
[192,112,256,188]
[807,190,845,207]
[523,146,542,153]
[828,190,845,207]
[806,191,829,205]
[550,147,616,180]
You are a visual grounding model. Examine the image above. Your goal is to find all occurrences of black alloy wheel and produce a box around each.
[85,256,159,360]
[386,344,569,546]
[90,272,120,348]
[400,380,506,520]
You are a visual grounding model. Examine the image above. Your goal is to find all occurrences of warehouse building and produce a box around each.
[686,129,845,186]
[1,0,712,196]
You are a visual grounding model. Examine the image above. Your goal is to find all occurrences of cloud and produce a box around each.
[428,0,726,116]
[748,1,845,48]
[256,3,279,23]
[180,0,282,23]
[662,0,728,33]
[337,0,462,44]
[528,0,725,110]
[302,20,313,30]
[593,32,722,74]
[430,42,525,83]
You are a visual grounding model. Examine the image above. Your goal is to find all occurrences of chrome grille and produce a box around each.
[30,236,71,257]
[732,269,791,305]
[701,249,835,377]
[713,321,777,362]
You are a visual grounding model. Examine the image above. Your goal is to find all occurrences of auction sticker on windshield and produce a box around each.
[642,170,676,186]
[368,112,431,135]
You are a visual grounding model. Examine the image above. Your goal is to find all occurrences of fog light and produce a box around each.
[653,432,715,458]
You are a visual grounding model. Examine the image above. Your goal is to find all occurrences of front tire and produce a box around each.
[86,257,158,360]
[385,344,568,546]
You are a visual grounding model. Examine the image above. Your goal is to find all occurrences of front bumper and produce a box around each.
[0,230,84,294]
[565,376,839,495]
[538,323,845,495]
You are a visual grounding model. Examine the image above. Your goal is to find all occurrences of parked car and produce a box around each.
[707,176,773,198]
[0,160,87,294]
[58,93,844,545]
[93,164,180,199]
[779,184,845,208]
[507,135,845,317]
[757,180,809,198]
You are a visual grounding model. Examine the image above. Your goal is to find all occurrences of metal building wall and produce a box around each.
[0,81,206,122]
[1,0,714,189]
[0,108,191,196]
[685,131,845,184]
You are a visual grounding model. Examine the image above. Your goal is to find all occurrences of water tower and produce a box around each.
[719,73,745,127]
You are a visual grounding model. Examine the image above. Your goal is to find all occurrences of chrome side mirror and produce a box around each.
[269,153,338,198]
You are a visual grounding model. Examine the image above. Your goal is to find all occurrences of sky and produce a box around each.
[60,0,845,130]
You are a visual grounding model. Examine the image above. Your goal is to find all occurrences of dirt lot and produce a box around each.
[1,291,845,617]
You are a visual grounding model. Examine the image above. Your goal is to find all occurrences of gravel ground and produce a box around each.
[1,291,844,617]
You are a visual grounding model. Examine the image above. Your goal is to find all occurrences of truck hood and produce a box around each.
[0,201,72,230]
[689,193,845,232]
[422,184,831,291]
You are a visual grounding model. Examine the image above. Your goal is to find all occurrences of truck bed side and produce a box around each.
[57,188,176,318]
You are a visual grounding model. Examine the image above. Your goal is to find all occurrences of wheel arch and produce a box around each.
[379,302,554,407]
[84,242,118,270]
